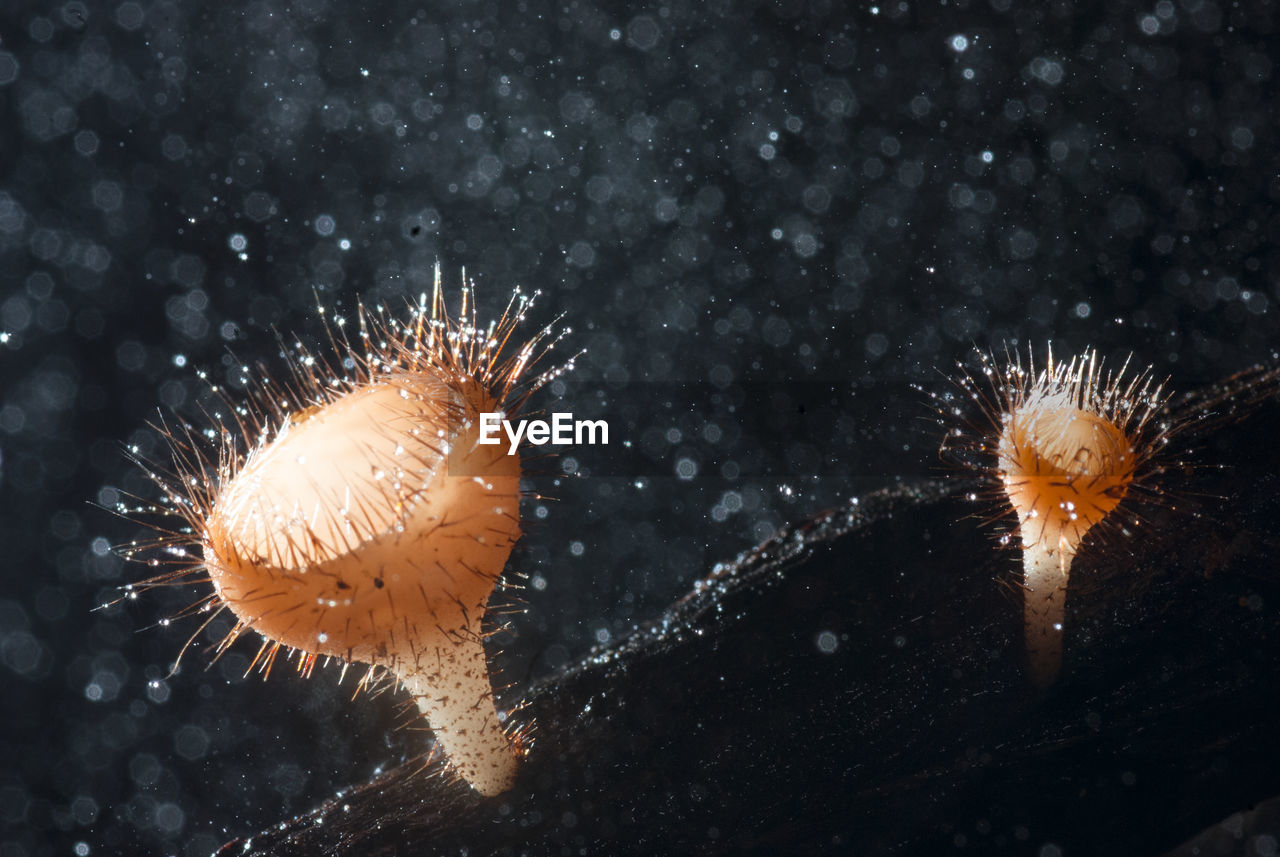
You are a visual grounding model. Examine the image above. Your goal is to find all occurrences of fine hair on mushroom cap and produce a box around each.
[929,343,1176,687]
[117,265,576,796]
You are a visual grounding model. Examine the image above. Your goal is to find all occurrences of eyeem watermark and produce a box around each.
[478,412,609,456]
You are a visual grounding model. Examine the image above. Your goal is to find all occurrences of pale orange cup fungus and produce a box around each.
[943,346,1170,687]
[129,266,572,796]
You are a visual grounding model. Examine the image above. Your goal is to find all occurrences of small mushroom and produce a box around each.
[992,348,1168,686]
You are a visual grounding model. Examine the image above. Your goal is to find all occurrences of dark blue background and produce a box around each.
[0,0,1277,854]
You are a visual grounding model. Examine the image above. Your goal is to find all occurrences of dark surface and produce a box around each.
[214,375,1280,856]
[1,1,1279,855]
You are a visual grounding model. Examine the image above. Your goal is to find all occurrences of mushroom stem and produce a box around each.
[401,631,518,797]
[1021,540,1073,688]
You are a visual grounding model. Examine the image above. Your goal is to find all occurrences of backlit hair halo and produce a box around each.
[123,265,574,796]
[938,345,1172,687]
